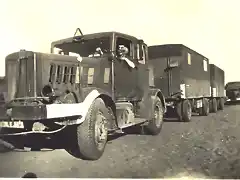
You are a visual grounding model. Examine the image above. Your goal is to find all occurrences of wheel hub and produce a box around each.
[95,112,108,149]
[187,104,192,119]
[154,105,163,127]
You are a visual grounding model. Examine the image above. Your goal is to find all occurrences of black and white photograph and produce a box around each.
[0,0,240,178]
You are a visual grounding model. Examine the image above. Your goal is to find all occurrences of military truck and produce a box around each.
[0,77,6,103]
[0,29,166,160]
[225,81,240,101]
[148,44,225,122]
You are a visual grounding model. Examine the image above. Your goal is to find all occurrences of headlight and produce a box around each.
[41,85,54,97]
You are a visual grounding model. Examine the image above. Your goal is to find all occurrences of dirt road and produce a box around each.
[1,102,240,178]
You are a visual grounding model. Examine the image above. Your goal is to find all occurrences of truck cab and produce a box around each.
[0,29,166,161]
[50,31,150,102]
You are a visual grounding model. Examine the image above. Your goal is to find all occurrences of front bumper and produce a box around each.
[0,100,86,137]
[0,103,84,121]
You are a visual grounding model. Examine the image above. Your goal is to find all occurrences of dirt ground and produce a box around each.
[0,102,240,178]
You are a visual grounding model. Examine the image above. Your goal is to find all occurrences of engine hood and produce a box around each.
[5,50,110,102]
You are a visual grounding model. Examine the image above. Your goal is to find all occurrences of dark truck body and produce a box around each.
[0,77,6,103]
[0,30,166,161]
[148,44,225,120]
[225,81,240,101]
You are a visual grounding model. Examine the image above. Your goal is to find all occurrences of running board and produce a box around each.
[118,118,147,129]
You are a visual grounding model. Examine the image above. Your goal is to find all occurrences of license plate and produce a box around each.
[0,121,24,128]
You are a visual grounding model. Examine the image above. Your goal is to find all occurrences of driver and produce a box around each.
[118,45,129,57]
[117,45,135,68]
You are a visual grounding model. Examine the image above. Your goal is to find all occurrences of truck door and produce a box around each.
[134,42,149,100]
[114,36,137,100]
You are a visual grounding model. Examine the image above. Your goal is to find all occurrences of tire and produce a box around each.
[218,97,225,110]
[176,99,192,122]
[145,97,164,135]
[66,98,110,160]
[210,98,218,113]
[199,98,209,116]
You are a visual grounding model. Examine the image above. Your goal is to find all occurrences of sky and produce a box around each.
[0,0,239,83]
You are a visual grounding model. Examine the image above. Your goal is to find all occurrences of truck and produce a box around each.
[147,44,225,122]
[225,81,240,101]
[0,77,6,103]
[0,29,166,160]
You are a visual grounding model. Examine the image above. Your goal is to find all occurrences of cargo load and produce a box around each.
[148,44,225,122]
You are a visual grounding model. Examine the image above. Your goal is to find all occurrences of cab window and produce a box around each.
[137,43,146,65]
[116,37,133,58]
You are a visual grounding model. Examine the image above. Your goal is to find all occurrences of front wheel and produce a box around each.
[145,97,164,135]
[66,98,110,160]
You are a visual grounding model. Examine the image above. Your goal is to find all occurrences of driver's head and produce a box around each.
[118,45,129,56]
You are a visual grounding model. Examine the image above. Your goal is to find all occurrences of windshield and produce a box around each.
[225,82,240,90]
[53,37,111,58]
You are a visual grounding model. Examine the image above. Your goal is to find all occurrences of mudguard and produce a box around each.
[47,88,115,124]
[137,88,166,120]
[149,88,166,113]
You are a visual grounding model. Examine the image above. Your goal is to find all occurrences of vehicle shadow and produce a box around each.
[225,100,240,106]
[21,172,38,178]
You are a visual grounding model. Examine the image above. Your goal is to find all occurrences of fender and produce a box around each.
[46,89,115,124]
[149,88,166,113]
[79,87,113,102]
[137,88,166,120]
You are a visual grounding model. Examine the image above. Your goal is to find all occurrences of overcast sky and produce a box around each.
[0,0,239,83]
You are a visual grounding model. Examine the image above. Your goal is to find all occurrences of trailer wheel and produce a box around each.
[210,98,218,113]
[182,99,192,122]
[199,98,209,116]
[218,98,225,110]
[177,99,192,122]
[66,98,109,160]
[145,97,164,135]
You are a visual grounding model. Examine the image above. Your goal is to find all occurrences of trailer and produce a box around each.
[209,64,225,111]
[148,44,225,122]
[0,29,166,160]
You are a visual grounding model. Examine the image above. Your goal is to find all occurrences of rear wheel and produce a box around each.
[199,98,209,116]
[176,99,192,122]
[210,98,218,113]
[66,98,110,160]
[145,97,164,135]
[218,98,225,110]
